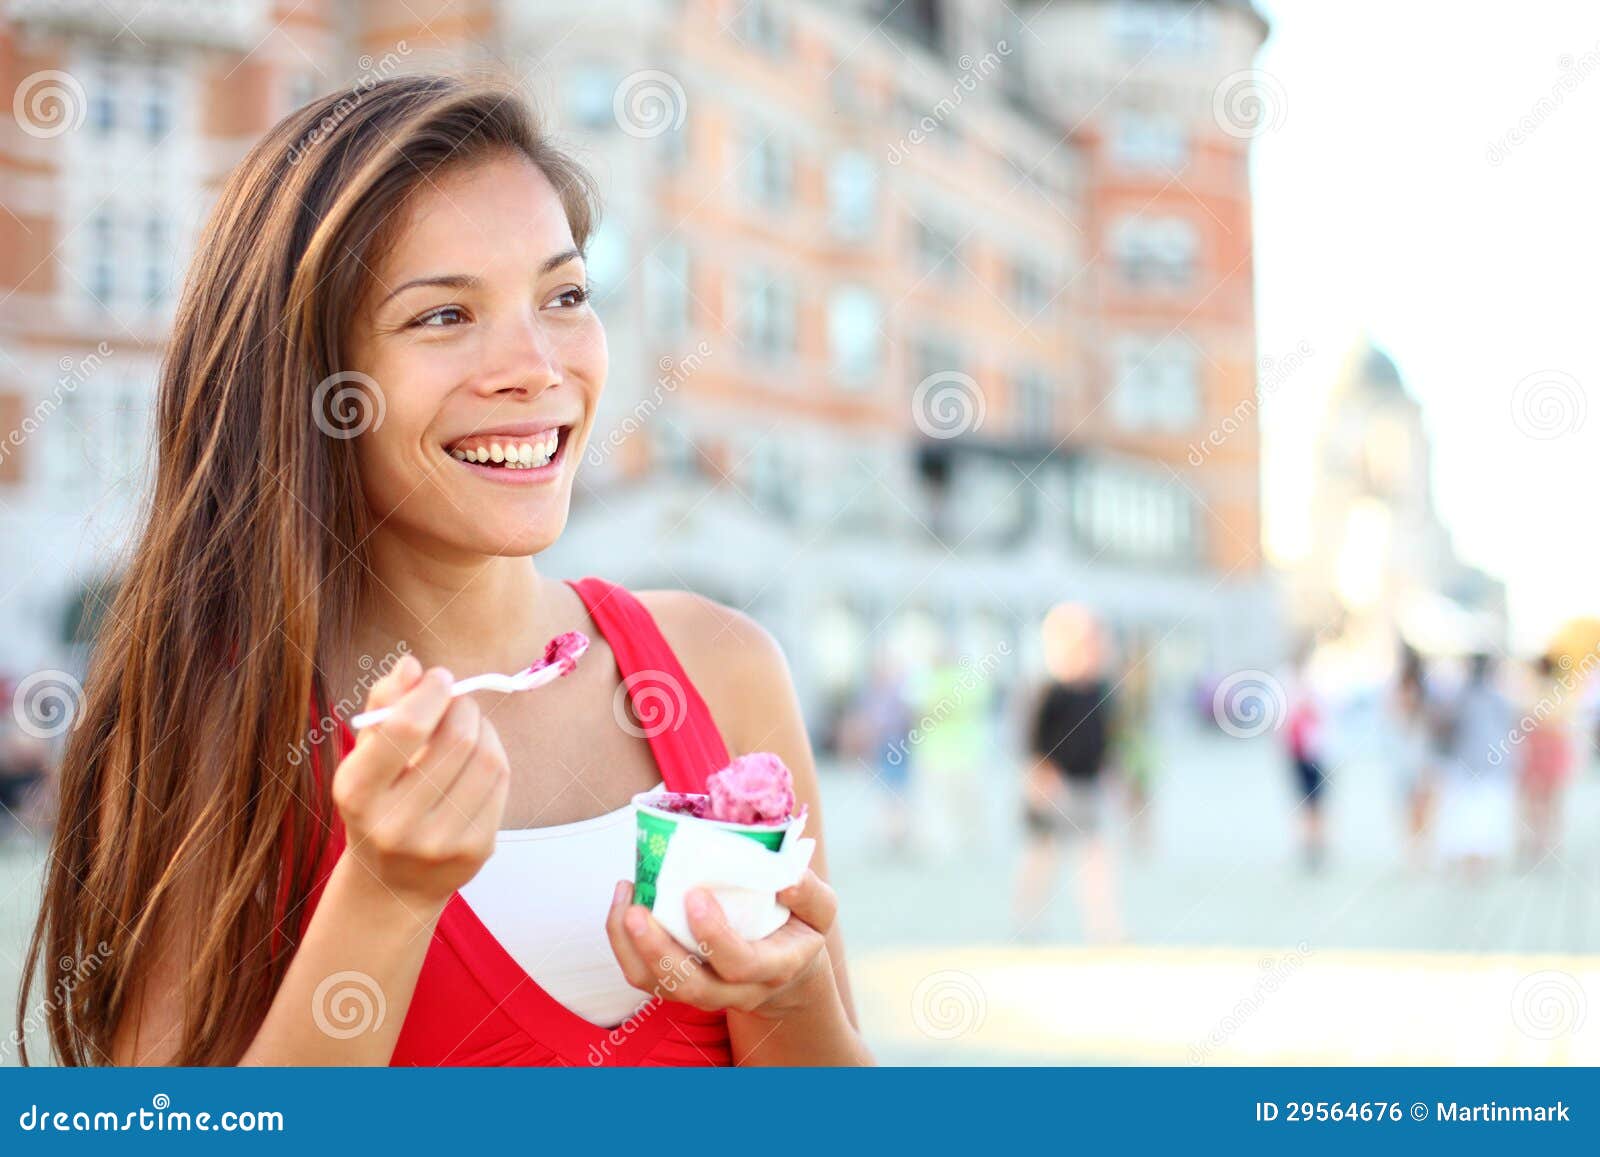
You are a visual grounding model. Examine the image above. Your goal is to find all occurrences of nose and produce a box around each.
[474,312,561,398]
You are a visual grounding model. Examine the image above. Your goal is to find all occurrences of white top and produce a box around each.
[457,784,662,1028]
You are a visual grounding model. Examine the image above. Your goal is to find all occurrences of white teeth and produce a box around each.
[449,429,562,468]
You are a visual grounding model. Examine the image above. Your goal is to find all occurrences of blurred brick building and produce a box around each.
[0,0,1278,728]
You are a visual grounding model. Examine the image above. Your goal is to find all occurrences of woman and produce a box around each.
[19,75,869,1067]
[1388,645,1434,869]
[1517,653,1576,865]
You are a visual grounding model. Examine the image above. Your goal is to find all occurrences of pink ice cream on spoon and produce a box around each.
[540,630,588,677]
[705,752,796,826]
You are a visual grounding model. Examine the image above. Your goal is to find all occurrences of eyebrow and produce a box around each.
[376,248,585,308]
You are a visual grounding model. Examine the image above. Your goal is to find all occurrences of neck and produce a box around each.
[354,526,552,677]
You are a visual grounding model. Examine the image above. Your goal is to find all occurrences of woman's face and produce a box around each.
[346,152,606,557]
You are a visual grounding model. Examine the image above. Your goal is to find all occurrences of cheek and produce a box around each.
[350,388,443,511]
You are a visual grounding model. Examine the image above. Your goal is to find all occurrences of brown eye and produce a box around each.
[545,284,590,309]
[414,305,469,327]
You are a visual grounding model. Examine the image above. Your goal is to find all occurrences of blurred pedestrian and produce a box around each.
[1431,653,1516,877]
[1517,653,1577,865]
[840,655,916,857]
[1113,653,1159,855]
[912,647,994,857]
[1388,645,1434,869]
[0,706,52,840]
[1012,604,1123,942]
[1282,655,1329,872]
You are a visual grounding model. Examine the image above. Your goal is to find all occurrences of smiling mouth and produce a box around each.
[445,426,568,470]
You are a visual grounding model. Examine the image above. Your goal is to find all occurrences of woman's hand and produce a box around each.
[331,655,510,911]
[605,870,839,1019]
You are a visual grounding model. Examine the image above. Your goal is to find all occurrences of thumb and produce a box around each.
[362,653,422,714]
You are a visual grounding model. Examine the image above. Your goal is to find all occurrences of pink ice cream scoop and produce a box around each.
[542,630,588,677]
[705,752,795,826]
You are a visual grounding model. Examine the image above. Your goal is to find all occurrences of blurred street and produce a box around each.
[6,724,1597,1066]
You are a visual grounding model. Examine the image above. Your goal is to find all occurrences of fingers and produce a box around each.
[362,654,422,712]
[775,869,838,936]
[683,889,785,985]
[354,665,456,780]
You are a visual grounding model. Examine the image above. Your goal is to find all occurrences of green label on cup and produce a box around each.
[633,802,786,910]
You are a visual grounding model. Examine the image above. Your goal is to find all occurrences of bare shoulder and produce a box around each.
[633,589,794,752]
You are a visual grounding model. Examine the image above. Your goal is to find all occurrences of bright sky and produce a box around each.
[1250,0,1600,652]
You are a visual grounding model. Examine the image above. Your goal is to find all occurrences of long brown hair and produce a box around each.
[19,74,599,1065]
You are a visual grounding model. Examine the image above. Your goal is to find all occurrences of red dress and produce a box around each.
[300,577,735,1066]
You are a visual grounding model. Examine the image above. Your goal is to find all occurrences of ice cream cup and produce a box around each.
[632,791,789,910]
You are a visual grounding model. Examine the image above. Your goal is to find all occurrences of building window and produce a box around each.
[734,0,789,55]
[743,130,793,209]
[143,216,167,306]
[1110,216,1198,289]
[913,217,962,280]
[1111,336,1199,431]
[144,67,172,140]
[647,241,691,336]
[89,213,115,304]
[1012,261,1052,314]
[1071,459,1196,563]
[88,55,117,134]
[912,335,961,387]
[584,220,628,305]
[827,152,877,240]
[1108,1,1213,58]
[828,287,883,385]
[740,272,796,360]
[1109,114,1188,171]
[1016,369,1054,437]
[567,63,618,131]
